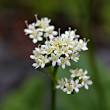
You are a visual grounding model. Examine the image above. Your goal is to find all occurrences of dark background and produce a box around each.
[0,0,110,110]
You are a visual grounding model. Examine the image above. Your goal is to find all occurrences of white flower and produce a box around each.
[54,47,63,56]
[57,37,65,46]
[24,22,43,44]
[40,17,51,30]
[51,40,59,49]
[70,52,79,62]
[44,26,58,39]
[56,78,65,90]
[64,30,75,40]
[63,37,73,47]
[71,79,82,93]
[62,46,72,57]
[82,77,93,90]
[78,39,88,51]
[39,46,47,54]
[30,49,41,59]
[32,59,41,69]
[45,45,53,55]
[60,57,71,69]
[64,78,72,86]
[35,19,41,27]
[70,69,80,78]
[25,16,58,44]
[29,31,43,43]
[49,53,61,66]
[25,16,89,69]
[40,55,49,68]
[56,68,92,94]
[24,23,36,35]
[63,84,73,94]
[79,69,88,79]
[44,40,51,46]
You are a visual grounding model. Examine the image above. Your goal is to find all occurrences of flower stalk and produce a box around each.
[51,65,58,110]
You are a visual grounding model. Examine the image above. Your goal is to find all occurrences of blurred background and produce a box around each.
[0,0,110,110]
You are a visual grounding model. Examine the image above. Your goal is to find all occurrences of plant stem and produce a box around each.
[51,65,58,110]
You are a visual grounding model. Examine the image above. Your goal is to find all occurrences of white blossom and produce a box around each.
[70,52,79,62]
[54,47,63,56]
[82,77,93,90]
[77,39,88,51]
[70,69,80,78]
[79,69,88,79]
[24,23,36,35]
[32,59,41,69]
[71,79,82,93]
[26,15,89,69]
[40,55,49,68]
[63,84,73,94]
[56,78,65,90]
[49,53,61,66]
[40,17,51,30]
[60,57,71,69]
[44,26,58,39]
[24,16,57,44]
[29,31,43,43]
[56,69,92,94]
[62,46,72,57]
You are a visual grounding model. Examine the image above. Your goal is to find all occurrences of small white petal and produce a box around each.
[33,39,37,43]
[85,85,89,90]
[32,63,36,67]
[71,74,75,78]
[41,63,45,68]
[38,37,43,41]
[29,34,34,38]
[75,88,79,93]
[57,59,61,64]
[53,31,58,35]
[30,55,35,59]
[52,61,56,66]
[62,65,65,69]
[88,81,93,85]
[75,79,79,84]
[63,88,67,92]
[24,29,32,34]
[66,61,71,66]
[67,91,71,94]
[56,85,60,89]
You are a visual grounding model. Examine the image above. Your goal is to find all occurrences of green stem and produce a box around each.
[51,65,58,110]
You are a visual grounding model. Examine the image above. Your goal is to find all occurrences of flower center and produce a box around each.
[67,86,72,91]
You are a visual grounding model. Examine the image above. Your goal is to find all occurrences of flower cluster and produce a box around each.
[30,29,88,69]
[56,69,93,94]
[24,15,88,69]
[24,15,58,43]
[24,15,93,95]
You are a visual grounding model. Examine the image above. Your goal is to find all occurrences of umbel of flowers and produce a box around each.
[24,14,92,95]
[56,69,92,94]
